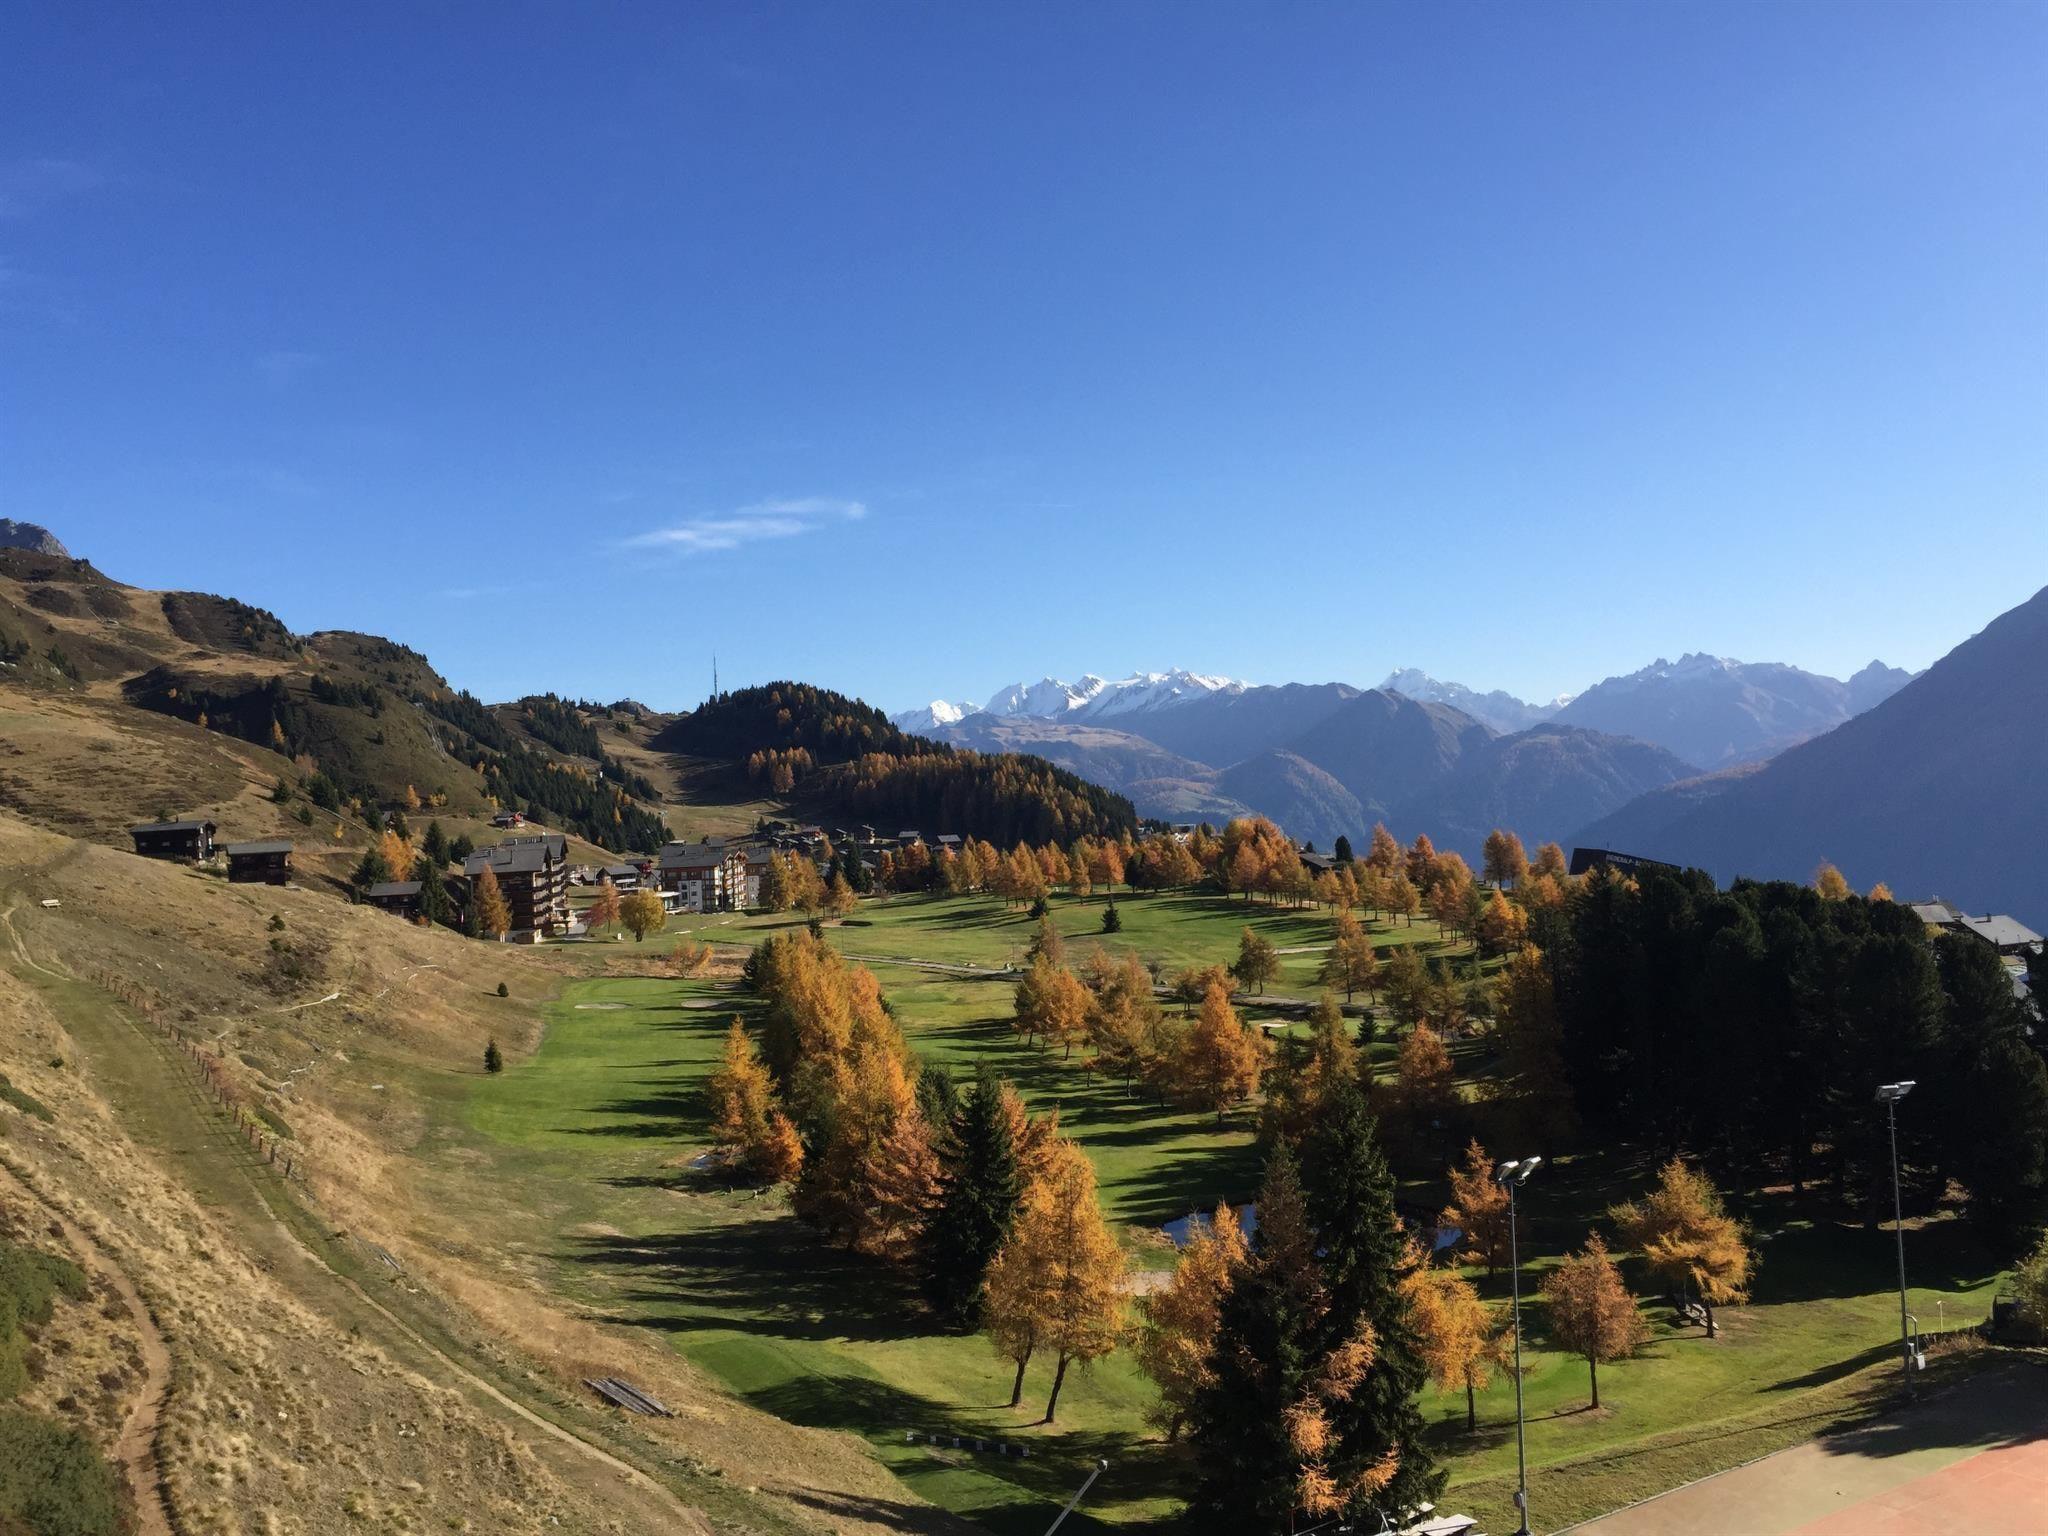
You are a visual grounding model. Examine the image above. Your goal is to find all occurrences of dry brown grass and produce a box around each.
[0,813,964,1535]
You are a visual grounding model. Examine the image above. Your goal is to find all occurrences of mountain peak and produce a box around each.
[0,520,68,558]
[1377,668,1558,734]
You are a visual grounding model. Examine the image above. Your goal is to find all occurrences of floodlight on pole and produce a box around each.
[1493,1156,1541,1536]
[1876,1082,1917,1390]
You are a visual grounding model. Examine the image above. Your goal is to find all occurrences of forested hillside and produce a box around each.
[660,682,1138,842]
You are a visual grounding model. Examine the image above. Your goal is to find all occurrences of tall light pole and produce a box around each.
[1495,1156,1543,1536]
[1877,1081,1916,1390]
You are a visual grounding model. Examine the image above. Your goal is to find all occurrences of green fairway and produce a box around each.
[428,889,2013,1534]
[687,887,1459,998]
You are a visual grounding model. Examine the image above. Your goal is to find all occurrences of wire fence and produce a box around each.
[87,965,305,1183]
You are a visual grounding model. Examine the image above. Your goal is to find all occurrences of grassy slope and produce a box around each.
[425,887,2014,1533]
[0,815,973,1536]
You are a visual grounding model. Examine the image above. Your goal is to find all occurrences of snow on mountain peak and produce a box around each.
[976,668,1245,721]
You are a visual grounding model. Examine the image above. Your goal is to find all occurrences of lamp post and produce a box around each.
[1495,1156,1543,1536]
[1876,1081,1916,1391]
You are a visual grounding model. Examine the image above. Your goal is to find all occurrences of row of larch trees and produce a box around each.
[710,931,1131,1423]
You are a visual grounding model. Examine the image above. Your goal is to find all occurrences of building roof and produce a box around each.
[131,819,216,835]
[1957,914,2044,950]
[1908,899,1964,926]
[599,863,640,878]
[502,831,567,857]
[659,841,736,870]
[466,841,553,876]
[224,839,293,856]
[365,880,423,898]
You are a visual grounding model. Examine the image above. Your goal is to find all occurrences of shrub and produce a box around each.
[0,1405,123,1536]
[484,1038,504,1074]
[495,982,509,998]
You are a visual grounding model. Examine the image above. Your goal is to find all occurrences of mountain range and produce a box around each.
[893,650,1921,859]
[1577,583,2047,923]
[899,655,1915,772]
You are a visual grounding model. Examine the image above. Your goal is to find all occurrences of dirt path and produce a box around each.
[0,884,714,1536]
[0,1160,174,1536]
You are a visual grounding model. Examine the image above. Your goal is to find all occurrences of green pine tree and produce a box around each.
[1189,1145,1320,1528]
[1300,1080,1444,1515]
[351,846,393,891]
[422,819,450,868]
[920,1073,1022,1328]
[416,869,454,928]
[483,1038,503,1074]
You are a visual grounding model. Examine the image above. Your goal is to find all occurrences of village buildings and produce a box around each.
[464,832,570,938]
[130,818,217,862]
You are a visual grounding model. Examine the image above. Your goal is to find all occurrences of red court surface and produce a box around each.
[1791,1431,2048,1534]
[1571,1363,2048,1536]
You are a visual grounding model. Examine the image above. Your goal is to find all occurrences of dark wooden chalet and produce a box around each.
[364,880,424,919]
[464,832,570,936]
[224,839,293,885]
[131,819,217,862]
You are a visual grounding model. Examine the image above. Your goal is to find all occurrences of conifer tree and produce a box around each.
[483,1037,503,1074]
[471,865,511,939]
[1232,926,1280,994]
[1440,1139,1513,1278]
[1543,1233,1647,1409]
[1135,1203,1247,1439]
[1481,828,1529,888]
[415,868,454,928]
[1192,1146,1395,1528]
[1813,861,1852,901]
[1300,1080,1442,1515]
[983,1137,1127,1422]
[1026,914,1064,966]
[422,819,450,868]
[1321,910,1380,1002]
[1610,1159,1755,1337]
[585,877,623,936]
[1402,1259,1504,1432]
[351,845,394,892]
[922,1074,1022,1327]
[1179,981,1266,1122]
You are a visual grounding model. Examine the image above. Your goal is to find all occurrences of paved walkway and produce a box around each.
[1571,1363,2048,1536]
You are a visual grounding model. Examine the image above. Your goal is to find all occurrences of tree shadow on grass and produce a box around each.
[567,1219,922,1344]
[1814,1362,2048,1460]
[562,1084,709,1137]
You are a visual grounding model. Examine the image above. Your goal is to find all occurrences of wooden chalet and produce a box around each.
[364,880,424,919]
[131,819,217,862]
[224,838,293,886]
[464,832,570,937]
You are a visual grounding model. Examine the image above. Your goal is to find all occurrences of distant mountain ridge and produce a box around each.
[900,652,1913,770]
[921,680,1696,854]
[1555,652,1914,767]
[1574,584,2048,925]
[0,520,68,557]
[1377,668,1562,734]
[891,668,1245,733]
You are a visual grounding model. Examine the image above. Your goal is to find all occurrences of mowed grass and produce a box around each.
[437,890,2013,1534]
[454,969,1248,1531]
[693,887,1457,998]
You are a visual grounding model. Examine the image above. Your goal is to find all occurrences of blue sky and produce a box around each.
[5,3,2044,713]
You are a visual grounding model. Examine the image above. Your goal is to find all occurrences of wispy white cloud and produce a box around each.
[624,497,869,554]
[0,157,103,219]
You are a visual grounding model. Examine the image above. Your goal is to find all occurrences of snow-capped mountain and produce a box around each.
[889,699,978,733]
[1554,653,1914,768]
[1378,668,1561,734]
[894,669,1246,733]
